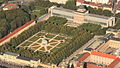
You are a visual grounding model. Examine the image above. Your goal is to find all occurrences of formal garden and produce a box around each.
[17,31,71,53]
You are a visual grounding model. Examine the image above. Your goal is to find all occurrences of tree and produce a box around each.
[87,6,113,17]
[71,64,74,68]
[0,8,31,38]
[80,23,101,33]
[63,0,77,10]
[116,13,120,18]
[103,10,113,17]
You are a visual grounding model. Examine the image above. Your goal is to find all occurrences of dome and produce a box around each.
[41,39,48,45]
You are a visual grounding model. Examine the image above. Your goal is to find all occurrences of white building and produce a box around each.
[84,0,110,4]
[49,0,68,4]
[49,6,116,27]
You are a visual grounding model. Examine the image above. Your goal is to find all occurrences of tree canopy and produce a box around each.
[0,8,31,39]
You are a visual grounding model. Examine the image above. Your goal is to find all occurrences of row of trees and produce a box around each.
[87,6,120,18]
[0,8,31,39]
[46,16,67,25]
[87,6,113,17]
[63,0,77,10]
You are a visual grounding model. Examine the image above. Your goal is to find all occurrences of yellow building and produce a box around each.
[105,40,120,49]
[0,52,40,68]
[0,52,58,68]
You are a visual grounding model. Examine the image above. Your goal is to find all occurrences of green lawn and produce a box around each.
[50,43,57,46]
[45,34,55,38]
[47,46,52,50]
[32,43,39,46]
[57,43,65,47]
[22,41,32,46]
[40,47,45,51]
[36,33,45,36]
[38,39,42,43]
[29,36,40,41]
[55,36,65,40]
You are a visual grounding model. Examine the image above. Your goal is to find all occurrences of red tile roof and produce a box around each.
[0,20,35,44]
[3,4,19,10]
[107,58,120,68]
[77,51,120,68]
[77,0,84,3]
[77,0,112,8]
[77,63,81,67]
[78,51,117,63]
[78,53,90,62]
[91,51,117,59]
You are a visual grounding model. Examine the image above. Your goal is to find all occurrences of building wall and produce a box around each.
[93,0,109,4]
[114,62,120,68]
[76,0,114,12]
[103,7,112,11]
[106,30,118,35]
[73,12,85,23]
[86,63,107,68]
[76,2,83,6]
[49,6,74,20]
[49,6,116,27]
[52,9,74,19]
[84,14,108,27]
[0,53,57,68]
[0,55,29,66]
[84,0,109,4]
[86,55,115,66]
[85,0,92,2]
[49,0,68,4]
[85,15,115,27]
[116,10,120,13]
[106,40,120,48]
[0,54,41,67]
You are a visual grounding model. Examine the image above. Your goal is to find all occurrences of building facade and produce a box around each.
[77,51,120,68]
[84,14,116,27]
[48,6,116,27]
[49,0,68,4]
[76,0,120,13]
[0,52,40,67]
[106,28,120,38]
[0,52,57,68]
